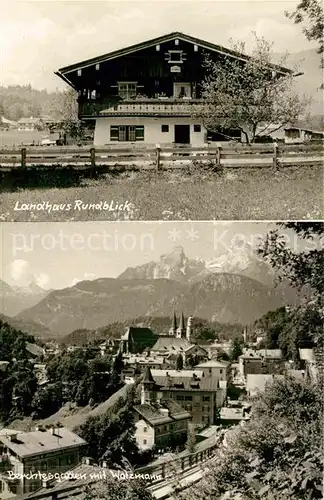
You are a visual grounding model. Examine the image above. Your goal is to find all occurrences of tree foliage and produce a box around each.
[258,222,323,348]
[229,337,244,361]
[0,320,38,423]
[196,34,309,143]
[285,0,324,67]
[77,385,139,467]
[83,476,154,500]
[178,377,323,499]
[46,349,118,408]
[176,354,184,370]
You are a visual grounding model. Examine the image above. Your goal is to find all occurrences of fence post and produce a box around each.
[21,148,27,168]
[156,143,161,171]
[90,147,96,170]
[216,145,222,166]
[273,142,279,169]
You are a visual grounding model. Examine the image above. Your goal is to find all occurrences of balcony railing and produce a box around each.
[79,98,204,117]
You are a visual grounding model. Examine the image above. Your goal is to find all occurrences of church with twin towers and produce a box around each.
[169,312,192,342]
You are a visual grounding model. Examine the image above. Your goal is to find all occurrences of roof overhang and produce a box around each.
[56,31,292,88]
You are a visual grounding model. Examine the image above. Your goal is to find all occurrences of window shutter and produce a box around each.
[110,126,119,141]
[135,126,144,141]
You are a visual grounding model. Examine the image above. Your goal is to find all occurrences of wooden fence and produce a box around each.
[0,143,322,172]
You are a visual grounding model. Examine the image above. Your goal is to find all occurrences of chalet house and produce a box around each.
[56,32,290,146]
[0,426,86,498]
[133,367,191,451]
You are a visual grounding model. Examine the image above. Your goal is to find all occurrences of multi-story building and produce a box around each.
[55,31,290,146]
[133,367,191,451]
[238,349,284,380]
[0,426,86,498]
[150,368,226,426]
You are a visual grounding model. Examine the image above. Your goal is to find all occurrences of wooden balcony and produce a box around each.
[79,98,204,118]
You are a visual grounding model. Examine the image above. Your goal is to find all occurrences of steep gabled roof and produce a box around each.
[56,31,292,78]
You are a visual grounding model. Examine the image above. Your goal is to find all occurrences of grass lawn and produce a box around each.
[0,165,322,221]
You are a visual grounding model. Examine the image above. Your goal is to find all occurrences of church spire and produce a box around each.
[176,312,186,338]
[169,311,178,335]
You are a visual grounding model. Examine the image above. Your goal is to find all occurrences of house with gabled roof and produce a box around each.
[133,366,191,451]
[55,31,291,146]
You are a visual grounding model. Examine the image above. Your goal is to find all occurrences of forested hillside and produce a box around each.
[0,85,71,121]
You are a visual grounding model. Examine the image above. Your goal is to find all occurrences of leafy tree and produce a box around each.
[258,222,323,349]
[178,377,323,499]
[176,354,184,370]
[8,359,38,419]
[31,383,63,419]
[196,34,309,143]
[52,89,85,143]
[77,386,139,467]
[229,337,243,361]
[285,0,324,67]
[83,476,154,500]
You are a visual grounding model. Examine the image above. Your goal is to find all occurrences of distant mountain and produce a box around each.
[15,278,187,337]
[16,273,294,338]
[118,246,210,283]
[118,245,276,286]
[0,313,52,339]
[0,279,50,317]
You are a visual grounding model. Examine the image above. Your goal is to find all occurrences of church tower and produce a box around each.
[186,316,193,342]
[169,312,178,336]
[140,366,158,405]
[176,312,186,338]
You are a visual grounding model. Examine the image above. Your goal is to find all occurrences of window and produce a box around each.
[161,124,169,133]
[110,125,144,142]
[184,395,192,401]
[173,82,191,98]
[143,427,148,433]
[185,404,192,412]
[118,82,137,99]
[168,50,183,63]
[143,439,147,445]
[203,405,210,413]
[194,124,201,132]
[203,396,210,402]
[77,69,82,76]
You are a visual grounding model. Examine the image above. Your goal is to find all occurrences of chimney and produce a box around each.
[160,408,169,417]
[7,433,18,442]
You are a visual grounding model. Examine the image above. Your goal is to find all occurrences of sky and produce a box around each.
[1,0,318,91]
[0,221,277,289]
[0,220,314,291]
